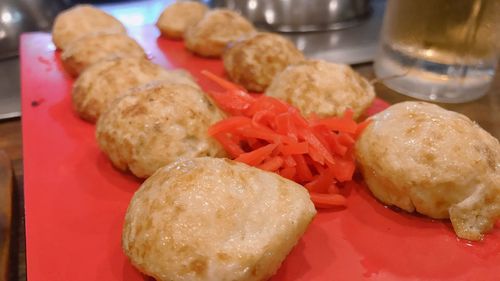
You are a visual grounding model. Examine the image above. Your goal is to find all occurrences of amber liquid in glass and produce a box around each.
[375,0,499,103]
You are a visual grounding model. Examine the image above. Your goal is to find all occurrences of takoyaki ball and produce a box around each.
[355,101,500,241]
[123,157,316,281]
[265,60,375,119]
[52,5,126,50]
[223,32,304,92]
[156,1,208,39]
[185,9,255,58]
[61,33,146,77]
[72,57,197,123]
[96,81,225,178]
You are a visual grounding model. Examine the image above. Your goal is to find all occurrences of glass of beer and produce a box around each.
[374,0,499,103]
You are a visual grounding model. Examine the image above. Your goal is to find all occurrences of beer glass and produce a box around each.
[374,0,499,103]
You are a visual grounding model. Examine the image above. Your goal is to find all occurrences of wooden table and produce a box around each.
[0,64,498,281]
[0,117,24,281]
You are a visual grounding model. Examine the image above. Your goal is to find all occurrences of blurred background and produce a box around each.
[0,0,384,120]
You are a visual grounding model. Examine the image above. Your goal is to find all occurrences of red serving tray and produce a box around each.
[21,25,500,281]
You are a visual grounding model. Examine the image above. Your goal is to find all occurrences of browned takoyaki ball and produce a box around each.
[122,157,316,281]
[61,33,146,77]
[265,60,375,119]
[96,81,226,178]
[356,101,500,241]
[72,57,197,122]
[52,5,126,50]
[156,1,208,39]
[185,9,255,58]
[223,32,304,92]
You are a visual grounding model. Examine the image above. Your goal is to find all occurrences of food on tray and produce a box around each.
[185,9,255,58]
[356,101,500,240]
[122,157,316,281]
[266,60,375,119]
[223,32,304,92]
[96,81,225,178]
[61,33,146,77]
[156,1,208,39]
[52,4,126,50]
[72,57,197,122]
[202,71,370,208]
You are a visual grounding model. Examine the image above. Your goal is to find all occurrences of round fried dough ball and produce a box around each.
[356,102,500,241]
[72,57,197,123]
[265,60,375,119]
[223,32,304,92]
[61,33,146,77]
[156,1,208,39]
[185,9,255,58]
[96,82,225,178]
[52,5,126,50]
[123,157,316,281]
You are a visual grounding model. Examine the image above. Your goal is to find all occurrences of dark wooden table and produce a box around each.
[0,117,24,281]
[0,64,498,281]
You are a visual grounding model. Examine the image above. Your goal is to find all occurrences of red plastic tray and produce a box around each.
[21,25,500,281]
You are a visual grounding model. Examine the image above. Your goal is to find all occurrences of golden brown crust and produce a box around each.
[122,157,316,281]
[265,60,375,119]
[156,1,208,39]
[61,33,146,77]
[184,9,255,58]
[72,57,198,123]
[96,82,226,178]
[52,4,126,50]
[223,32,304,92]
[355,101,500,240]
